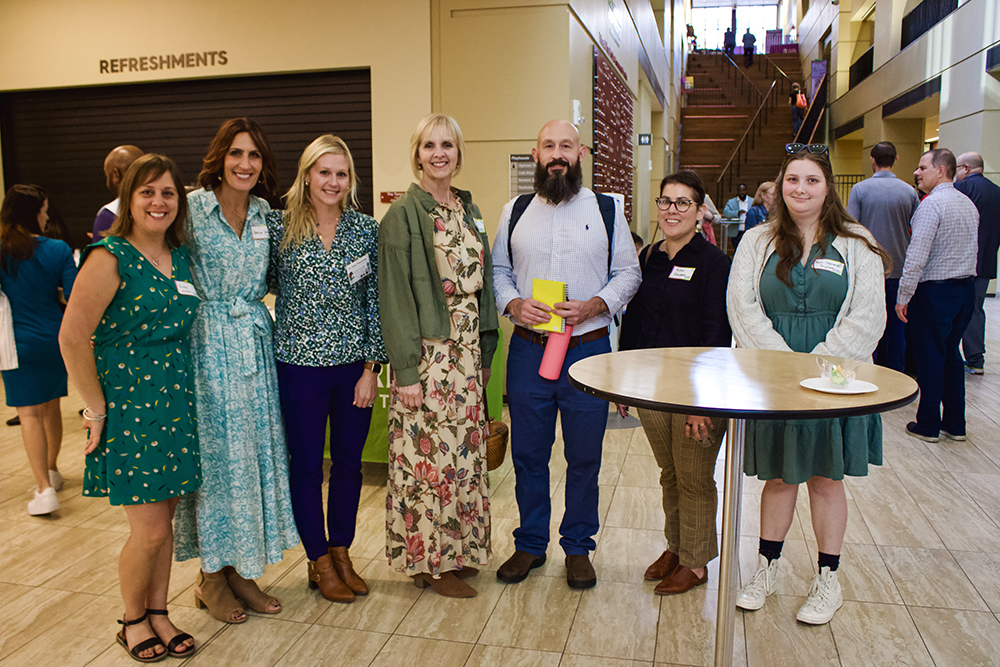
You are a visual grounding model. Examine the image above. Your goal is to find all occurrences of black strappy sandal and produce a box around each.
[116,613,167,663]
[145,608,196,658]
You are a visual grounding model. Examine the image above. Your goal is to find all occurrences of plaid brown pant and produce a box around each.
[637,409,725,568]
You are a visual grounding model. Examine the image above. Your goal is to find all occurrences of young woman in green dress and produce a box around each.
[727,147,891,626]
[61,155,202,662]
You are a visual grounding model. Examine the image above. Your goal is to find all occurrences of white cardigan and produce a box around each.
[726,222,887,362]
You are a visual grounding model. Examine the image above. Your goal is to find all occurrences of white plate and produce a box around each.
[799,377,878,394]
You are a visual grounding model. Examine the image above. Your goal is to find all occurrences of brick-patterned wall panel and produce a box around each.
[593,46,634,224]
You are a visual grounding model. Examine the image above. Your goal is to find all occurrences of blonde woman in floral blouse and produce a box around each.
[266,135,385,603]
[378,114,499,598]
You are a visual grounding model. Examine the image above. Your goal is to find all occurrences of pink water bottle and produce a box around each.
[539,325,573,380]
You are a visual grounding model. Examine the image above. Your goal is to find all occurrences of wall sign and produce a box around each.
[380,191,404,204]
[509,154,535,199]
[638,134,652,146]
[100,50,228,74]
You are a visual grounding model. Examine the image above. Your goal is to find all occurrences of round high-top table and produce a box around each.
[569,347,918,667]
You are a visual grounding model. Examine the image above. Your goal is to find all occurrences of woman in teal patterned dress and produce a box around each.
[61,154,201,661]
[172,118,299,624]
[727,148,890,627]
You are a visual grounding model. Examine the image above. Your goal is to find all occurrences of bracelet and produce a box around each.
[83,406,107,421]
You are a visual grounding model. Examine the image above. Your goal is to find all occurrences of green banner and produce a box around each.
[357,328,505,463]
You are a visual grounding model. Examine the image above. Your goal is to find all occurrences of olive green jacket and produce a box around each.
[377,183,500,386]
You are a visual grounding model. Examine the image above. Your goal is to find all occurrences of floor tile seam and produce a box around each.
[556,574,589,658]
[950,474,1000,534]
[900,601,945,667]
[0,588,101,660]
[870,469,951,551]
[20,531,122,590]
[939,542,997,613]
[255,618,313,667]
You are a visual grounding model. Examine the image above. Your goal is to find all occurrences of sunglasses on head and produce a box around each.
[786,143,829,156]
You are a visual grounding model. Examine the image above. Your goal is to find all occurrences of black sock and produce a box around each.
[818,552,840,572]
[759,538,783,563]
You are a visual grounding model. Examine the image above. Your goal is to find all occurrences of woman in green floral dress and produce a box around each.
[61,154,201,661]
[378,114,499,598]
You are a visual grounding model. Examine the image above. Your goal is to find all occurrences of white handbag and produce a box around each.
[0,290,18,371]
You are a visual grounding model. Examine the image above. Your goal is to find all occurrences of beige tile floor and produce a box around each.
[3,303,1000,666]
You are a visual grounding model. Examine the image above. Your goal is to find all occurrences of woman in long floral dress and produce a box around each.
[173,118,299,623]
[378,114,499,598]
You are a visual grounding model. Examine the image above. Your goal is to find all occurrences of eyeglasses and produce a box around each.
[655,197,695,212]
[786,143,829,156]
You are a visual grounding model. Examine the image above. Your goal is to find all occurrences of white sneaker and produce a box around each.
[49,469,64,491]
[736,554,779,610]
[796,566,843,625]
[28,487,59,516]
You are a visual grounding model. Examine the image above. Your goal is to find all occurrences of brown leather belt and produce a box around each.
[513,325,609,350]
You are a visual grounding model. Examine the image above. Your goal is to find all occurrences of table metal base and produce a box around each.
[715,418,746,666]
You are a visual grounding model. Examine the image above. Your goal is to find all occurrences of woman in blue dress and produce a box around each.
[727,147,891,626]
[0,184,76,516]
[173,118,299,624]
[61,154,201,661]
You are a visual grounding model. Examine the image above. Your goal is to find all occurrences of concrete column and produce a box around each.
[634,81,653,242]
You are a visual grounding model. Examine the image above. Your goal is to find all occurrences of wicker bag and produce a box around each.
[484,399,508,471]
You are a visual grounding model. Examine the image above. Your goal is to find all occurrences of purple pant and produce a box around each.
[276,360,372,561]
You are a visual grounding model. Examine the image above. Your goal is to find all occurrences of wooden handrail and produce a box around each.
[716,80,776,196]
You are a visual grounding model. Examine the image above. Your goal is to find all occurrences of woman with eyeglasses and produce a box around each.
[727,144,890,625]
[618,171,731,596]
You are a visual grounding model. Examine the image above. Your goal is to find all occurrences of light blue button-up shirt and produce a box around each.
[492,188,641,335]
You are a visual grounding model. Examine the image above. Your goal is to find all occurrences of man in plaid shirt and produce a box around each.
[895,148,978,443]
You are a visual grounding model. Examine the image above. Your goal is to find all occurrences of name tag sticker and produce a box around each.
[175,280,199,297]
[346,254,372,285]
[474,218,486,233]
[669,266,696,281]
[250,225,269,240]
[813,259,845,275]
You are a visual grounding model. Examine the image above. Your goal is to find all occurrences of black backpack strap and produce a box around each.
[595,192,617,277]
[506,193,536,266]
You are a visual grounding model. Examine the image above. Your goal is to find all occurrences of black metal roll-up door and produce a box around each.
[0,69,373,247]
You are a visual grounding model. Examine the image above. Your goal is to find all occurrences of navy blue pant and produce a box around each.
[276,360,372,561]
[875,278,906,372]
[905,280,975,434]
[506,332,610,556]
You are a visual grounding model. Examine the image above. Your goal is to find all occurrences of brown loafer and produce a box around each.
[644,550,679,581]
[654,565,708,595]
[566,555,597,589]
[496,551,546,584]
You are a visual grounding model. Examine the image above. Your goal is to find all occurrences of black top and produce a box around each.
[619,233,732,351]
[954,173,1000,279]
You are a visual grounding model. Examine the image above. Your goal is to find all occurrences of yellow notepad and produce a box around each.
[532,278,568,333]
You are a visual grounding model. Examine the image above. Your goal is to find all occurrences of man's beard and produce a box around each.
[535,158,583,204]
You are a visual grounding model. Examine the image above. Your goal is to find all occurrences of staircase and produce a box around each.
[679,52,804,207]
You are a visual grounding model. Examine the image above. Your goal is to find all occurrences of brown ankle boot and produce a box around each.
[329,547,369,595]
[308,553,355,603]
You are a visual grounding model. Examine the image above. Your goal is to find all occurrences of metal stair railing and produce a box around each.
[715,80,777,204]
